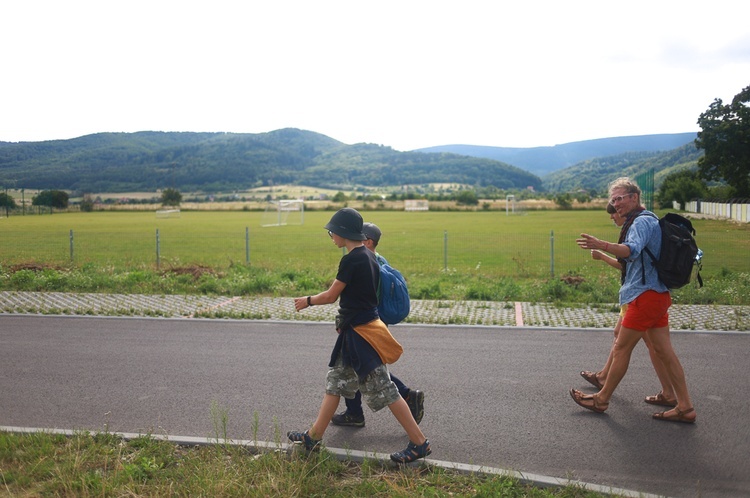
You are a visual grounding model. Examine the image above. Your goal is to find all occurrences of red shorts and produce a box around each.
[622,290,671,331]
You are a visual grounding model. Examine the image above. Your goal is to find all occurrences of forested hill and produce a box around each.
[541,143,703,192]
[0,129,541,193]
[417,132,697,177]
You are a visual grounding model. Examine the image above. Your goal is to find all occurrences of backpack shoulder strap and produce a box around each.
[638,211,659,263]
[637,211,660,284]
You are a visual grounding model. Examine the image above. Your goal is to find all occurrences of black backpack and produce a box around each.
[642,212,703,289]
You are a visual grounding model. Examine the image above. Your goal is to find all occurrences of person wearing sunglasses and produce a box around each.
[571,177,696,423]
[578,203,677,409]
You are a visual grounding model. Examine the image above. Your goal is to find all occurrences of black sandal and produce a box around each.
[390,439,431,463]
[287,430,321,451]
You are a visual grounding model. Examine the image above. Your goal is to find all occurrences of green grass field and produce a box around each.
[2,209,749,304]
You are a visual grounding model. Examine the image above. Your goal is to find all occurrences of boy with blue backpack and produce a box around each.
[290,209,431,463]
[330,222,425,428]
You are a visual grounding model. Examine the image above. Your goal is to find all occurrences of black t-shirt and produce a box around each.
[336,245,380,310]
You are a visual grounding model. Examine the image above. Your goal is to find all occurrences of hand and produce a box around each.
[576,233,600,250]
[294,297,308,312]
[591,249,604,261]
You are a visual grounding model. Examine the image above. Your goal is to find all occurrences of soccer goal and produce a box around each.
[261,199,304,227]
[156,208,181,219]
[505,195,527,216]
[405,200,429,211]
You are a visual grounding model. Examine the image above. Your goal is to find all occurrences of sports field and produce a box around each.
[3,209,747,275]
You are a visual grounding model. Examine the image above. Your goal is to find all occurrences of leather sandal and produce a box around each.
[644,392,678,407]
[652,407,696,424]
[580,370,604,390]
[569,388,608,413]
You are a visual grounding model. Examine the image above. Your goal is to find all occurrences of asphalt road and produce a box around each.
[1,315,748,497]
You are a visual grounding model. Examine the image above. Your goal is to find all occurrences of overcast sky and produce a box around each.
[2,1,749,151]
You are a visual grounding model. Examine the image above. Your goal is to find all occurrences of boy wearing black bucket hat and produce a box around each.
[331,221,425,428]
[289,208,431,464]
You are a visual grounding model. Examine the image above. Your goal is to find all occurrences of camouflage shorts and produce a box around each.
[326,356,400,412]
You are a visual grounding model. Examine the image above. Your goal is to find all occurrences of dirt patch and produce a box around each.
[8,262,65,273]
[162,265,218,279]
[561,275,585,286]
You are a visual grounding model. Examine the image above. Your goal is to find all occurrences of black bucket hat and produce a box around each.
[324,208,366,240]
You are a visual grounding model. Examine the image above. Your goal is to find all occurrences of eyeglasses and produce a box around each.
[327,230,333,238]
[609,193,634,205]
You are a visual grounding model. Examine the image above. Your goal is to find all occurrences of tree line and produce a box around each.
[656,83,750,207]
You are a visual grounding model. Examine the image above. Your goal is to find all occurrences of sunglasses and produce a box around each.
[609,193,634,205]
[328,230,333,238]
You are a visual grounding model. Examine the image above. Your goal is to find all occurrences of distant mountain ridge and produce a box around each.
[416,132,697,177]
[541,143,703,192]
[0,129,700,194]
[0,129,541,193]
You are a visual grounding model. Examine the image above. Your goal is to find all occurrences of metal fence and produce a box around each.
[2,225,743,281]
[1,227,594,277]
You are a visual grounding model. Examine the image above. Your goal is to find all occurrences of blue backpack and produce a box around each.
[375,254,410,325]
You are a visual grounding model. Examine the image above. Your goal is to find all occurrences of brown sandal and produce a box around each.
[644,392,677,407]
[580,370,604,390]
[570,388,608,413]
[652,407,696,424]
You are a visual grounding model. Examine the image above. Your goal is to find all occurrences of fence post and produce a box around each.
[70,229,74,262]
[245,227,250,264]
[443,230,448,271]
[550,229,554,278]
[156,228,160,270]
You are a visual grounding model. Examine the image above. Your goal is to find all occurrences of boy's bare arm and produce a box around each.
[294,279,346,311]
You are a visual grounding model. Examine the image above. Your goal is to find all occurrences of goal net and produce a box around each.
[261,199,304,227]
[405,200,429,211]
[156,208,181,218]
[505,195,526,215]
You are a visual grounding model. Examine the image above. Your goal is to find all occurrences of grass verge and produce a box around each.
[0,431,613,497]
[2,262,748,306]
